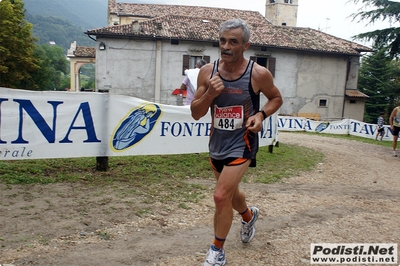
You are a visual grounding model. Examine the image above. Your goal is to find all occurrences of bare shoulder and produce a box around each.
[195,63,214,95]
[252,62,273,79]
[251,62,274,93]
[198,63,214,78]
[390,106,399,117]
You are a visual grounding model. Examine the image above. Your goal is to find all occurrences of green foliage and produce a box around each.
[0,0,40,89]
[25,13,95,52]
[23,0,107,29]
[358,48,400,122]
[390,60,400,107]
[79,64,96,90]
[23,0,106,52]
[350,0,400,58]
[31,44,69,90]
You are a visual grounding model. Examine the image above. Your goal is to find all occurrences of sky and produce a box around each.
[129,0,400,46]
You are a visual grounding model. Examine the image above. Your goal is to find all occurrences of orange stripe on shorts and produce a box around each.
[227,158,248,166]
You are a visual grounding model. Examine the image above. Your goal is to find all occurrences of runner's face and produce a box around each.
[219,28,249,63]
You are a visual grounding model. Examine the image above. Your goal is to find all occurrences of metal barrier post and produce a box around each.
[96,88,109,171]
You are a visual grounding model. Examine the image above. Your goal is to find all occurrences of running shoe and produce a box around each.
[202,244,226,266]
[393,151,398,157]
[240,206,259,243]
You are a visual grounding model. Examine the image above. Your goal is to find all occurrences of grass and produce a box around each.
[4,131,388,204]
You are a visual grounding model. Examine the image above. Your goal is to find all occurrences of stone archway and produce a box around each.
[67,41,96,92]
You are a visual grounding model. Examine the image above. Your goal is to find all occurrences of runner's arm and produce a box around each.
[190,64,224,120]
[245,64,283,133]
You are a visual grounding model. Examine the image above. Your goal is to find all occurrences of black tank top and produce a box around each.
[209,59,260,160]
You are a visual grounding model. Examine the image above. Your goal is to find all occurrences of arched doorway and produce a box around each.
[67,41,96,92]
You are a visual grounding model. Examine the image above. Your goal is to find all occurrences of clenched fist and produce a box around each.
[206,72,225,98]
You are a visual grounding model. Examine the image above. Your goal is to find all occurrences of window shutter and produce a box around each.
[268,57,276,77]
[203,55,211,63]
[182,55,190,75]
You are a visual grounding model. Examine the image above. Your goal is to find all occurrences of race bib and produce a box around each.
[213,105,244,131]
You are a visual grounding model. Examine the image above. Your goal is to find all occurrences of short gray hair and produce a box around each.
[219,18,251,44]
[196,59,207,68]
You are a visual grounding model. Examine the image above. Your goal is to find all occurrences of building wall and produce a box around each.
[270,49,358,120]
[96,38,156,100]
[346,56,360,90]
[96,38,221,105]
[343,98,365,121]
[265,0,299,27]
[95,37,361,119]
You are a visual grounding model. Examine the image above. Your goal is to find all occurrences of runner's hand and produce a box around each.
[206,72,224,98]
[246,113,263,133]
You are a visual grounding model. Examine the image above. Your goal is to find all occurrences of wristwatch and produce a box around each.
[258,110,267,120]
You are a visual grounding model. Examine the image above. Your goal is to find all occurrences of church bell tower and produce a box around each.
[265,0,298,27]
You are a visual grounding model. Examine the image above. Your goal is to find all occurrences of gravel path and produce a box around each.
[1,132,399,265]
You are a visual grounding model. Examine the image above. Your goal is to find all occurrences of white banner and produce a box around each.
[0,88,278,160]
[277,116,394,141]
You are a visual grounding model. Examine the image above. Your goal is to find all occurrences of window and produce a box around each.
[270,0,275,3]
[189,56,202,69]
[250,56,276,77]
[284,0,292,3]
[319,99,328,107]
[350,100,356,104]
[182,55,210,75]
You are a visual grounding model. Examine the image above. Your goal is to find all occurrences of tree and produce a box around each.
[0,0,40,89]
[350,0,400,58]
[358,48,400,122]
[31,44,68,90]
[388,59,400,109]
[25,13,95,52]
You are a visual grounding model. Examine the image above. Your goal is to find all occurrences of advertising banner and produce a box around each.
[277,116,393,141]
[0,88,278,160]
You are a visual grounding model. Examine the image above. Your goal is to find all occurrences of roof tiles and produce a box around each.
[346,89,369,98]
[87,2,373,55]
[73,46,96,57]
[110,3,268,25]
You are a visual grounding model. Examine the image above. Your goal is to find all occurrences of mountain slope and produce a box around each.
[23,0,108,29]
[25,13,96,51]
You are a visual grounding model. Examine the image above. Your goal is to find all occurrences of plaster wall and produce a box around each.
[343,98,365,121]
[95,37,361,120]
[96,38,158,101]
[346,56,360,90]
[265,0,298,27]
[274,50,350,119]
[96,38,221,105]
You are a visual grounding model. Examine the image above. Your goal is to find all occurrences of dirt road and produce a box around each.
[1,132,399,265]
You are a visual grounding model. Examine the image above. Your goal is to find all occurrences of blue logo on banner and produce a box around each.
[112,104,162,150]
[315,122,330,133]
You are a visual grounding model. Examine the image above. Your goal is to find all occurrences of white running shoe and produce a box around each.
[393,151,398,157]
[202,244,226,266]
[240,206,259,243]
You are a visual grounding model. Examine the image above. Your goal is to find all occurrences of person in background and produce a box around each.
[180,59,207,105]
[375,111,385,141]
[191,18,283,266]
[389,106,400,157]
